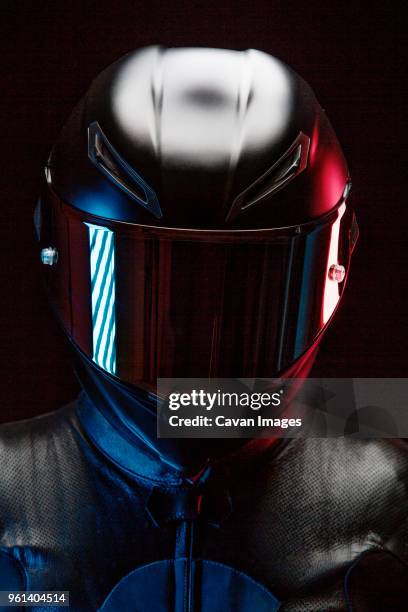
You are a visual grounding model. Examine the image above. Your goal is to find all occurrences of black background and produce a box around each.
[0,1,406,423]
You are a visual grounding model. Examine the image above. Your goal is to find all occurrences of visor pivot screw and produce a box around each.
[41,246,59,266]
[44,165,52,184]
[328,263,345,282]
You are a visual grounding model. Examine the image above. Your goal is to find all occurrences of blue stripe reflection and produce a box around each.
[86,223,116,375]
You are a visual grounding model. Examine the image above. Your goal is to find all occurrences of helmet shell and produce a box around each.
[48,46,349,230]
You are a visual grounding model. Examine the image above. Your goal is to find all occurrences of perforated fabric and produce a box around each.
[0,398,407,610]
[0,403,175,610]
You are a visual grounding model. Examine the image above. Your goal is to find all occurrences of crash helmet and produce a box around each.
[35,47,358,468]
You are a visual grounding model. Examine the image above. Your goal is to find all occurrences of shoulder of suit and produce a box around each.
[0,402,80,489]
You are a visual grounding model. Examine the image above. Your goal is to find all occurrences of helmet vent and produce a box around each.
[227,132,310,221]
[88,122,163,219]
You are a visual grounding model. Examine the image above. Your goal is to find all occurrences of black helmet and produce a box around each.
[36,46,358,469]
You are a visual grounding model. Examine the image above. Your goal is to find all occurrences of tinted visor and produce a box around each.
[42,191,357,393]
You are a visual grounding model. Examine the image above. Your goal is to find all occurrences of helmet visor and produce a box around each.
[41,190,357,393]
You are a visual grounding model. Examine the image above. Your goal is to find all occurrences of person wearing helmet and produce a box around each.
[0,47,407,611]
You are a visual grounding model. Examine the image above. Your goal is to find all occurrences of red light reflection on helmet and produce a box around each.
[322,203,346,324]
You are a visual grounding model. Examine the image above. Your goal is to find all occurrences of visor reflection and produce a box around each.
[322,203,346,324]
[87,223,117,375]
[44,189,355,391]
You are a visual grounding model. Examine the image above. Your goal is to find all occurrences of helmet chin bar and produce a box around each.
[70,335,321,476]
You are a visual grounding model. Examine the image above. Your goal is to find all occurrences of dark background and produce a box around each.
[0,1,406,423]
